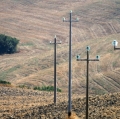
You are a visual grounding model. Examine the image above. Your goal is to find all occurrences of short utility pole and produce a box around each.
[112,40,120,50]
[63,10,79,116]
[76,46,100,119]
[50,35,61,104]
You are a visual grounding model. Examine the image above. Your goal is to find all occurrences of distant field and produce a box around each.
[0,0,120,95]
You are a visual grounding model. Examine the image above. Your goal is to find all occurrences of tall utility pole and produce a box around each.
[76,46,100,119]
[63,10,79,116]
[50,35,61,104]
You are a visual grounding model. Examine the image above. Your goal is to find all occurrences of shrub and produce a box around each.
[0,80,11,84]
[18,85,31,89]
[0,34,19,54]
[33,86,62,92]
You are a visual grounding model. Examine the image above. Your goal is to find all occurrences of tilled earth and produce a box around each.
[0,86,120,119]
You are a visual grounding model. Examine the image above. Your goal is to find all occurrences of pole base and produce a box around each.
[65,112,80,119]
[68,112,71,117]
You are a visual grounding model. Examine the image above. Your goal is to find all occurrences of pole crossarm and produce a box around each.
[115,48,120,50]
[63,20,79,22]
[89,59,99,61]
[50,35,61,44]
[50,42,61,44]
[77,59,99,61]
[114,47,120,50]
[50,43,61,44]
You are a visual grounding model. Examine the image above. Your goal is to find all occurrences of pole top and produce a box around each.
[70,10,72,13]
[96,55,100,60]
[76,17,79,21]
[76,55,80,60]
[60,41,62,44]
[86,46,90,51]
[54,35,57,39]
[112,40,118,46]
[63,17,65,22]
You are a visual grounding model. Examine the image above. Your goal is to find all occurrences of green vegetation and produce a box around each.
[33,86,62,92]
[18,84,31,89]
[0,34,19,54]
[0,65,21,80]
[92,87,106,95]
[0,80,11,85]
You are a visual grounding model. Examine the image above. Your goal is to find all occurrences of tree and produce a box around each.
[0,34,19,54]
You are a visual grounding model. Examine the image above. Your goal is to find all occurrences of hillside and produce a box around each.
[0,0,120,95]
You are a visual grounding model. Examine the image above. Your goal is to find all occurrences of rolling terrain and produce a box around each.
[0,0,120,96]
[0,0,120,118]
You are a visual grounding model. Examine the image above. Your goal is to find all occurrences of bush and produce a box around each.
[18,85,31,89]
[0,80,11,84]
[0,34,19,54]
[33,86,62,92]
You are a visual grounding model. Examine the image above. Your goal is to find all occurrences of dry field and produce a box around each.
[0,86,83,118]
[0,0,120,107]
[0,0,120,118]
[0,0,120,95]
